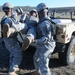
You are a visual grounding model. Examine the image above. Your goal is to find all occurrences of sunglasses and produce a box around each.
[3,7,10,10]
[3,7,13,12]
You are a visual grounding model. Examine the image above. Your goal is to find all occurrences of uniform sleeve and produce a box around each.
[20,14,27,23]
[3,18,12,27]
[35,21,52,45]
[12,22,28,32]
[10,15,29,32]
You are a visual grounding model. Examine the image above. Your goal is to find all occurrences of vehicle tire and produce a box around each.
[59,37,75,65]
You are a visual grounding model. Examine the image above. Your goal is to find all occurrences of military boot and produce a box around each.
[8,71,18,75]
[3,23,16,38]
[14,68,19,72]
[31,71,41,75]
[8,67,19,75]
[9,67,20,72]
[22,36,32,50]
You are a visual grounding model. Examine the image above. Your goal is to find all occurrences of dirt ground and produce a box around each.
[0,38,75,75]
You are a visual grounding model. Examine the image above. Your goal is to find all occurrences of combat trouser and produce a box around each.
[3,38,22,71]
[34,42,55,75]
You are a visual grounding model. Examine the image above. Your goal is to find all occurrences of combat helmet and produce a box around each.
[2,2,14,11]
[16,7,23,14]
[36,3,48,12]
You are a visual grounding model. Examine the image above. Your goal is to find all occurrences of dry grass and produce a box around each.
[0,11,75,20]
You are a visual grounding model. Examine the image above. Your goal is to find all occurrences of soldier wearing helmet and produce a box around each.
[16,7,23,16]
[16,7,27,23]
[1,2,28,75]
[31,3,56,75]
[22,9,38,50]
[2,2,14,12]
[30,9,37,17]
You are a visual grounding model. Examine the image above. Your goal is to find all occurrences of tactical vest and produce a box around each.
[38,18,58,40]
[38,19,54,35]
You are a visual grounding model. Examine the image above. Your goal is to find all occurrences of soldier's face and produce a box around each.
[38,10,44,20]
[4,8,13,16]
[32,12,37,17]
[10,8,14,15]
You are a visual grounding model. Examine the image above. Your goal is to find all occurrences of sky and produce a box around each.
[0,0,75,8]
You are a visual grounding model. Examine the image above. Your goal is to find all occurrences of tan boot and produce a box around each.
[14,68,19,72]
[9,28,16,34]
[9,67,20,73]
[3,23,16,38]
[22,36,32,50]
[31,71,41,75]
[8,71,18,75]
[3,23,10,38]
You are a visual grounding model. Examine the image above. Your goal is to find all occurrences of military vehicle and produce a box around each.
[52,19,75,65]
[17,12,75,65]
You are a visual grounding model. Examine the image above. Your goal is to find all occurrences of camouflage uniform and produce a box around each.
[34,17,56,75]
[16,7,27,23]
[1,13,28,72]
[3,38,22,71]
[22,13,38,50]
[26,15,38,39]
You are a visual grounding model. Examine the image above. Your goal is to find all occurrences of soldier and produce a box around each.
[16,7,27,23]
[22,9,38,50]
[30,9,37,17]
[1,2,28,75]
[16,7,23,16]
[31,3,56,75]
